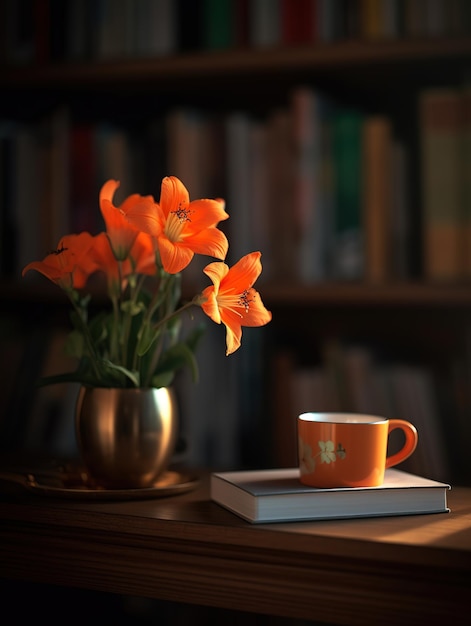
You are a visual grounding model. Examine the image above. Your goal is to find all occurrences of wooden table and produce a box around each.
[0,470,470,625]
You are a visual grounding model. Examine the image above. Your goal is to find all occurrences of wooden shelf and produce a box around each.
[6,278,471,309]
[0,472,470,624]
[1,37,471,89]
[262,281,471,308]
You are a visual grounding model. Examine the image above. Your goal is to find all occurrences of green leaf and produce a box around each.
[151,371,175,388]
[136,324,162,357]
[101,360,140,387]
[185,321,206,352]
[64,329,84,359]
[155,342,200,384]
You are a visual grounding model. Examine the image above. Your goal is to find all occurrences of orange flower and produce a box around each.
[199,252,272,355]
[99,179,155,261]
[126,176,229,274]
[86,232,157,295]
[128,232,158,276]
[22,232,97,289]
[86,232,121,294]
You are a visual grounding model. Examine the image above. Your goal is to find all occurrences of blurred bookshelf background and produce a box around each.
[1,0,471,485]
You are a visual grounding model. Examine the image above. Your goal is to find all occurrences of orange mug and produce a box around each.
[298,412,418,488]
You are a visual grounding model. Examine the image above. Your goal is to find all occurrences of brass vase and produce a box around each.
[75,386,178,489]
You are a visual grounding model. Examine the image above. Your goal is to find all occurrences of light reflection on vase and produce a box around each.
[75,386,178,489]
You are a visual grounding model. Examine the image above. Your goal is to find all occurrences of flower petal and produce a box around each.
[198,252,271,355]
[160,176,190,218]
[158,237,195,274]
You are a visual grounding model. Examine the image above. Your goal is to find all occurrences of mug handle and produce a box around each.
[386,419,418,469]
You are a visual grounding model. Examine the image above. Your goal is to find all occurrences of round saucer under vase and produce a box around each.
[75,386,178,489]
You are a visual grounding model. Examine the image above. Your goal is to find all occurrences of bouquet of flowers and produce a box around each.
[22,175,272,389]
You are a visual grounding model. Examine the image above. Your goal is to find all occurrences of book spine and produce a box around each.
[291,86,328,282]
[462,87,471,278]
[202,0,234,50]
[419,88,464,281]
[280,0,315,45]
[249,0,281,47]
[331,109,365,280]
[362,115,393,284]
[69,123,99,235]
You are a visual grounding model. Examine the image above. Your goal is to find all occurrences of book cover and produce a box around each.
[390,139,411,280]
[362,115,393,284]
[266,108,296,281]
[462,87,471,278]
[224,111,253,265]
[291,86,331,282]
[249,0,281,48]
[13,122,41,273]
[281,0,315,45]
[69,123,98,235]
[419,88,464,281]
[316,0,345,42]
[211,467,451,524]
[331,109,364,280]
[202,0,234,50]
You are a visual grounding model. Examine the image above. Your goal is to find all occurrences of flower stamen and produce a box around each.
[172,203,193,223]
[165,204,194,243]
[238,289,255,313]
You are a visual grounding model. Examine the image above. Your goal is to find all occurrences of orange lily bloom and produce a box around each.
[22,232,97,290]
[199,252,272,355]
[86,232,122,295]
[128,231,158,276]
[86,232,157,295]
[99,179,156,261]
[125,176,229,274]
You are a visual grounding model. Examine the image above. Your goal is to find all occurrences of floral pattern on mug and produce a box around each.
[299,436,347,474]
[298,436,316,474]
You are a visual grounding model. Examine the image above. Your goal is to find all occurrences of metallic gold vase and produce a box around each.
[75,386,178,489]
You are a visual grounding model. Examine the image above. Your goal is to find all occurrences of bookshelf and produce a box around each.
[1,1,471,484]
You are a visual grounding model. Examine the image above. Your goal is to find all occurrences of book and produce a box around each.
[390,138,411,279]
[419,88,464,281]
[281,0,315,45]
[202,0,234,50]
[249,0,281,48]
[462,86,471,278]
[210,467,450,524]
[265,108,296,281]
[362,115,393,284]
[331,109,365,280]
[291,86,330,282]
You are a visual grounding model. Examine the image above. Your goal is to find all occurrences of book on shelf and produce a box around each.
[281,0,315,45]
[265,107,297,282]
[331,108,365,280]
[419,88,465,281]
[362,115,393,284]
[291,86,331,282]
[202,0,235,50]
[462,86,471,278]
[224,110,253,265]
[69,122,99,235]
[210,467,451,524]
[249,0,281,48]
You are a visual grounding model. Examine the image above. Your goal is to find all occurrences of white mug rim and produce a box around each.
[298,412,388,425]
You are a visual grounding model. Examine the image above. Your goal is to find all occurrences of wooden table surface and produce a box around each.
[0,469,470,625]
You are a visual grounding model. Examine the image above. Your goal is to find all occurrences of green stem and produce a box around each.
[129,274,148,373]
[121,273,144,369]
[67,291,102,381]
[143,298,198,387]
